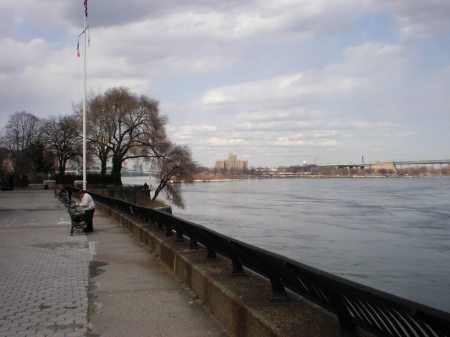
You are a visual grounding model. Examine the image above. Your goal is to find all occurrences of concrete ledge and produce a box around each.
[28,183,48,190]
[96,202,343,337]
[43,180,56,188]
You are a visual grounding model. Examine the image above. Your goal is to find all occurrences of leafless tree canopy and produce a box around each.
[78,95,112,177]
[86,87,170,183]
[152,143,197,208]
[4,111,41,152]
[1,87,197,203]
[1,111,53,185]
[41,115,81,178]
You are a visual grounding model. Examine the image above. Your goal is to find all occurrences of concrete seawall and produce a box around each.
[96,201,347,337]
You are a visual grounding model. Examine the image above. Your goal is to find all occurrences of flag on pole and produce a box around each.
[77,40,80,57]
[84,0,88,17]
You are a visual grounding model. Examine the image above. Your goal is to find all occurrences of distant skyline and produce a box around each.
[1,1,449,167]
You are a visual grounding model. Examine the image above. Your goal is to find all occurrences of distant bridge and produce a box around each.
[393,159,450,166]
[328,159,450,170]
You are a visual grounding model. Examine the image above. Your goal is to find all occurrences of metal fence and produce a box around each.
[88,184,152,205]
[83,189,450,337]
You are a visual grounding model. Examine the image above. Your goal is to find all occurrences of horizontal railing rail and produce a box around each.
[78,188,450,337]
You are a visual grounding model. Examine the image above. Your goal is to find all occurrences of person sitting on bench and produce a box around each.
[76,190,95,233]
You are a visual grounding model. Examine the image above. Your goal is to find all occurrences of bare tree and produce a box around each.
[86,87,169,184]
[4,111,41,152]
[83,96,113,177]
[2,111,44,183]
[41,115,81,179]
[151,143,196,208]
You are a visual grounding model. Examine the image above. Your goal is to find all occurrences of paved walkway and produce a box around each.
[0,190,226,337]
[0,190,89,337]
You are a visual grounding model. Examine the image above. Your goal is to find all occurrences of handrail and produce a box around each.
[82,189,450,337]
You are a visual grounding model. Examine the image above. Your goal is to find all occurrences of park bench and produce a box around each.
[68,202,86,236]
[55,189,86,235]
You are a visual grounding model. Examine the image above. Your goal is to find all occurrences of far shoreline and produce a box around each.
[191,174,450,182]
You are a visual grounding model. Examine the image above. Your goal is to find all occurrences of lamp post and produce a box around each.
[78,18,89,190]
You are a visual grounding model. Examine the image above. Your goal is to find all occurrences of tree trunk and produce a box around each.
[58,158,65,182]
[111,158,123,185]
[101,165,107,178]
[100,155,108,177]
[98,147,109,178]
[152,181,165,201]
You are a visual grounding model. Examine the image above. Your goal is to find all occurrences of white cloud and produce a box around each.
[166,38,450,166]
[0,37,80,124]
[82,0,363,80]
[0,1,77,28]
[276,137,338,147]
[89,0,361,36]
[379,131,419,138]
[201,72,367,107]
[207,137,247,145]
[363,0,450,38]
[1,1,449,166]
[198,41,407,120]
[170,124,218,142]
[0,38,48,74]
[236,107,322,122]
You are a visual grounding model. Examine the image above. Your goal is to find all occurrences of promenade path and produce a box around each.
[0,190,226,337]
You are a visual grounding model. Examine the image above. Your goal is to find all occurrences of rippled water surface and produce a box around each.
[123,176,450,312]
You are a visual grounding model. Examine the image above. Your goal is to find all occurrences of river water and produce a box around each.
[123,176,450,312]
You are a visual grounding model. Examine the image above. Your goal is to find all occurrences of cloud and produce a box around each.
[1,1,449,166]
[207,137,247,146]
[276,137,338,147]
[0,38,48,74]
[199,41,407,116]
[363,0,450,38]
[0,0,363,43]
[200,72,367,108]
[0,0,368,124]
[88,0,361,35]
[169,123,218,142]
[0,37,80,125]
[167,39,450,166]
[0,1,76,27]
[80,0,365,82]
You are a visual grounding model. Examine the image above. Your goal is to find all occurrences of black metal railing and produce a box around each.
[81,189,450,337]
[88,184,152,205]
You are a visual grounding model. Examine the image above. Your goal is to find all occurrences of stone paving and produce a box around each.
[0,190,90,337]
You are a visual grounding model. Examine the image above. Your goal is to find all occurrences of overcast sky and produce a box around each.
[1,0,449,167]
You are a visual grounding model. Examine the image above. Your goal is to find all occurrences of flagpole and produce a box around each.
[82,5,87,190]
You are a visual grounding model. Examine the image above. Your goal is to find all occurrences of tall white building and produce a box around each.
[215,153,248,172]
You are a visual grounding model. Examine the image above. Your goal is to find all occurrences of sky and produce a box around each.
[1,0,449,168]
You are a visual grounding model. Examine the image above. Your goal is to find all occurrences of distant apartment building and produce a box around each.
[215,153,248,173]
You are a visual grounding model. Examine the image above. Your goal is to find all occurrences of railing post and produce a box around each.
[175,231,184,242]
[207,246,217,260]
[165,224,173,236]
[189,239,199,249]
[268,275,288,301]
[231,257,245,276]
[324,289,358,337]
[156,221,163,230]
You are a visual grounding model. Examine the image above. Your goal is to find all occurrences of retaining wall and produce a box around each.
[96,201,353,337]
